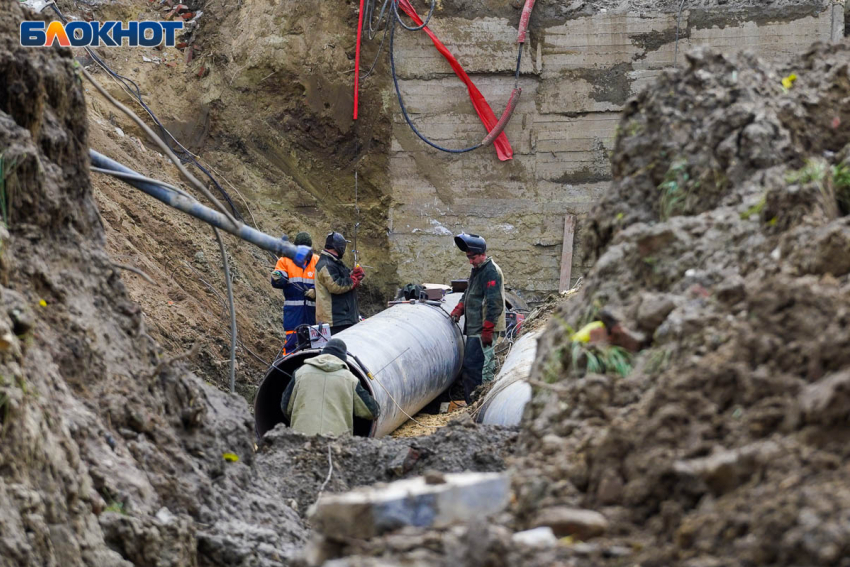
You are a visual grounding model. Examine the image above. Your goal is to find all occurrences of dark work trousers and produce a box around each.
[330,324,354,336]
[461,335,486,404]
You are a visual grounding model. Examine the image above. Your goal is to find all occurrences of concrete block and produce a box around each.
[309,472,510,540]
[541,13,680,72]
[687,13,833,59]
[394,17,535,78]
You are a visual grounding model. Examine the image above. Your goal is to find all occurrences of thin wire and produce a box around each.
[389,16,482,154]
[392,0,436,31]
[81,66,240,227]
[90,165,239,393]
[371,372,438,430]
[49,3,241,219]
[359,23,390,80]
[214,228,238,393]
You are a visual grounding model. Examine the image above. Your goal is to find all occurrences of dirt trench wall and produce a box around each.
[388,0,843,302]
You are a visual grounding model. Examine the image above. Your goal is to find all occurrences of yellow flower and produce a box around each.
[222,452,239,462]
[38,299,47,307]
[781,74,797,90]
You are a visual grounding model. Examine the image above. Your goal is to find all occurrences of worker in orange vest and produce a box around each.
[271,232,320,355]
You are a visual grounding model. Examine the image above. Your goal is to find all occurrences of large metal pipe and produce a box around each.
[254,292,465,438]
[476,329,541,426]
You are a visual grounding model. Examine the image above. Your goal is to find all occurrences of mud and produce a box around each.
[1,4,308,565]
[514,40,850,565]
[256,422,518,517]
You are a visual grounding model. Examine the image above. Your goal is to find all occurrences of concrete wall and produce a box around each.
[388,1,844,302]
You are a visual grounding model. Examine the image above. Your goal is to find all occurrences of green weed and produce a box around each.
[646,348,672,375]
[832,162,850,215]
[658,158,690,220]
[785,158,848,219]
[570,342,633,378]
[104,501,127,514]
[740,196,766,220]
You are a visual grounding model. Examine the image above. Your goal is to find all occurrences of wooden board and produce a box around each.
[558,215,575,293]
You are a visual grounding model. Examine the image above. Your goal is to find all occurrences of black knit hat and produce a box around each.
[322,338,348,362]
[294,231,312,247]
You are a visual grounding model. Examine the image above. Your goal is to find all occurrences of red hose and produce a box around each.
[354,0,367,120]
[480,88,521,148]
[517,0,536,43]
[397,0,514,160]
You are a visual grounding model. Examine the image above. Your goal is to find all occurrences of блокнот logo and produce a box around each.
[20,21,184,47]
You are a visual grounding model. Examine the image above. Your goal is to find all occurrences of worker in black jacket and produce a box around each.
[450,232,506,403]
[315,232,364,335]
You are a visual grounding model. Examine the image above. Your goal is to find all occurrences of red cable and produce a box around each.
[354,0,367,120]
[396,0,514,160]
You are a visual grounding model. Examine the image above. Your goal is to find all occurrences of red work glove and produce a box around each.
[351,266,365,280]
[481,320,495,347]
[450,302,464,322]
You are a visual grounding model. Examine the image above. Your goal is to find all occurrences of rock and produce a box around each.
[673,441,781,496]
[386,447,420,477]
[637,293,677,333]
[309,472,510,540]
[715,274,746,304]
[531,507,609,540]
[596,469,624,505]
[511,527,557,547]
[800,371,850,426]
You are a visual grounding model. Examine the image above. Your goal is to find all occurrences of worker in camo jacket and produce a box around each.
[450,232,507,404]
[271,232,320,355]
[315,231,365,336]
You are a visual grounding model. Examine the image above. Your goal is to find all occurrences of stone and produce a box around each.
[800,371,850,426]
[596,469,624,505]
[673,441,781,496]
[636,293,677,333]
[512,527,557,547]
[532,507,609,540]
[386,447,420,477]
[309,472,510,540]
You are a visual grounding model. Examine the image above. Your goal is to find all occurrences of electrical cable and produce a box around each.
[213,227,238,393]
[392,0,435,31]
[49,3,242,219]
[388,1,524,154]
[91,165,239,392]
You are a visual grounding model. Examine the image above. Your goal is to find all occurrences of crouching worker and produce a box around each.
[280,338,379,436]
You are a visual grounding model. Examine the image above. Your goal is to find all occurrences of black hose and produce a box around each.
[389,16,482,154]
[389,12,525,154]
[392,0,436,32]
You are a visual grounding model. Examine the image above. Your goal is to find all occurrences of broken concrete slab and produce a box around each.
[309,472,510,540]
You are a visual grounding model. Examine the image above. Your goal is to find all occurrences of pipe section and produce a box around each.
[89,150,311,264]
[476,329,541,426]
[254,292,465,438]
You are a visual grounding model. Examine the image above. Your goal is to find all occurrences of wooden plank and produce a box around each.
[558,215,575,293]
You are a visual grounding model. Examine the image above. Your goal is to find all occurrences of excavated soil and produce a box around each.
[257,422,517,517]
[303,40,850,567]
[516,41,850,566]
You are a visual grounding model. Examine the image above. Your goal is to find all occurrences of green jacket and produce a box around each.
[461,257,506,335]
[281,354,379,436]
